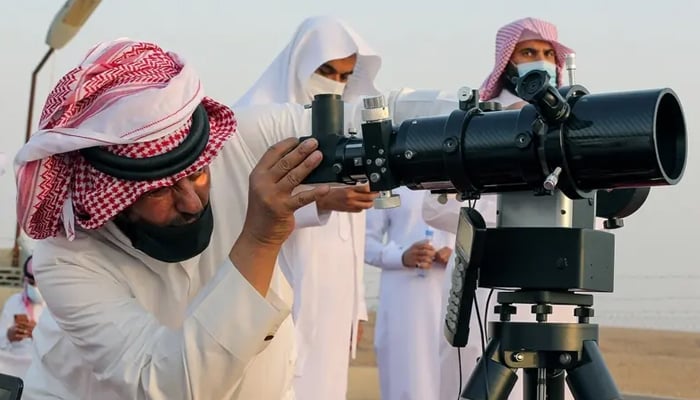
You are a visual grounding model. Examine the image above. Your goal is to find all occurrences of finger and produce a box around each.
[413,242,429,249]
[269,139,320,182]
[416,252,432,261]
[276,150,323,191]
[418,245,436,253]
[254,137,306,172]
[286,184,331,211]
[350,200,375,210]
[352,184,372,193]
[352,192,380,202]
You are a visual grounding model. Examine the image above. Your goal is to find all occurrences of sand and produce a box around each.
[348,312,700,400]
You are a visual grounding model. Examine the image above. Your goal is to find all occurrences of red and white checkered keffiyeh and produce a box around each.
[15,38,236,240]
[479,17,575,101]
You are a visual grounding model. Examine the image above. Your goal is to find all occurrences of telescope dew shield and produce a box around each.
[561,88,686,191]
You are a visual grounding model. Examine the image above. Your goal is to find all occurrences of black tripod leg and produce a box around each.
[566,340,622,400]
[461,338,518,400]
[523,368,566,400]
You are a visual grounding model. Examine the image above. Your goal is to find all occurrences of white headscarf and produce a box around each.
[235,15,382,107]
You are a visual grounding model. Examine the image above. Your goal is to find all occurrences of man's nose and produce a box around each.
[173,179,204,214]
[329,73,343,82]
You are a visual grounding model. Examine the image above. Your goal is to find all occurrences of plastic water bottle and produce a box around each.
[417,228,434,277]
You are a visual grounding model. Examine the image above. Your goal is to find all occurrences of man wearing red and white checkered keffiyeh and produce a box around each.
[479,17,575,109]
[13,37,332,400]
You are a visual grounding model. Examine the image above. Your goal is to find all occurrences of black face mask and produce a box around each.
[115,203,214,263]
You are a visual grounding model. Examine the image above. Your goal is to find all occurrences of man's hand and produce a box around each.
[7,321,35,342]
[232,138,330,296]
[401,240,436,269]
[242,138,329,246]
[316,184,378,213]
[434,246,453,265]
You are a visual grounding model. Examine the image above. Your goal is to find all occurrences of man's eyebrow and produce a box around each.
[520,46,555,53]
[318,63,337,73]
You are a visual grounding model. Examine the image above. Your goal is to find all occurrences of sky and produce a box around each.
[0,0,698,282]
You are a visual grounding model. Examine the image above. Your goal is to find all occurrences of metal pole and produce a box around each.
[11,47,55,267]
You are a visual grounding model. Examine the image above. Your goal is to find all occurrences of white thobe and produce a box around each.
[0,293,44,379]
[23,102,338,400]
[488,89,522,109]
[365,187,455,400]
[233,18,382,398]
[280,208,367,400]
[22,102,324,400]
[22,92,463,399]
[234,18,465,397]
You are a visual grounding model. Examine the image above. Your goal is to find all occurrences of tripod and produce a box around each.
[445,191,623,400]
[461,290,620,399]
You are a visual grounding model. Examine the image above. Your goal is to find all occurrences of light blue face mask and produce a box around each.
[517,61,557,87]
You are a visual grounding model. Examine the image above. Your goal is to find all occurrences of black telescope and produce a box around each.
[300,70,687,400]
[301,69,685,201]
